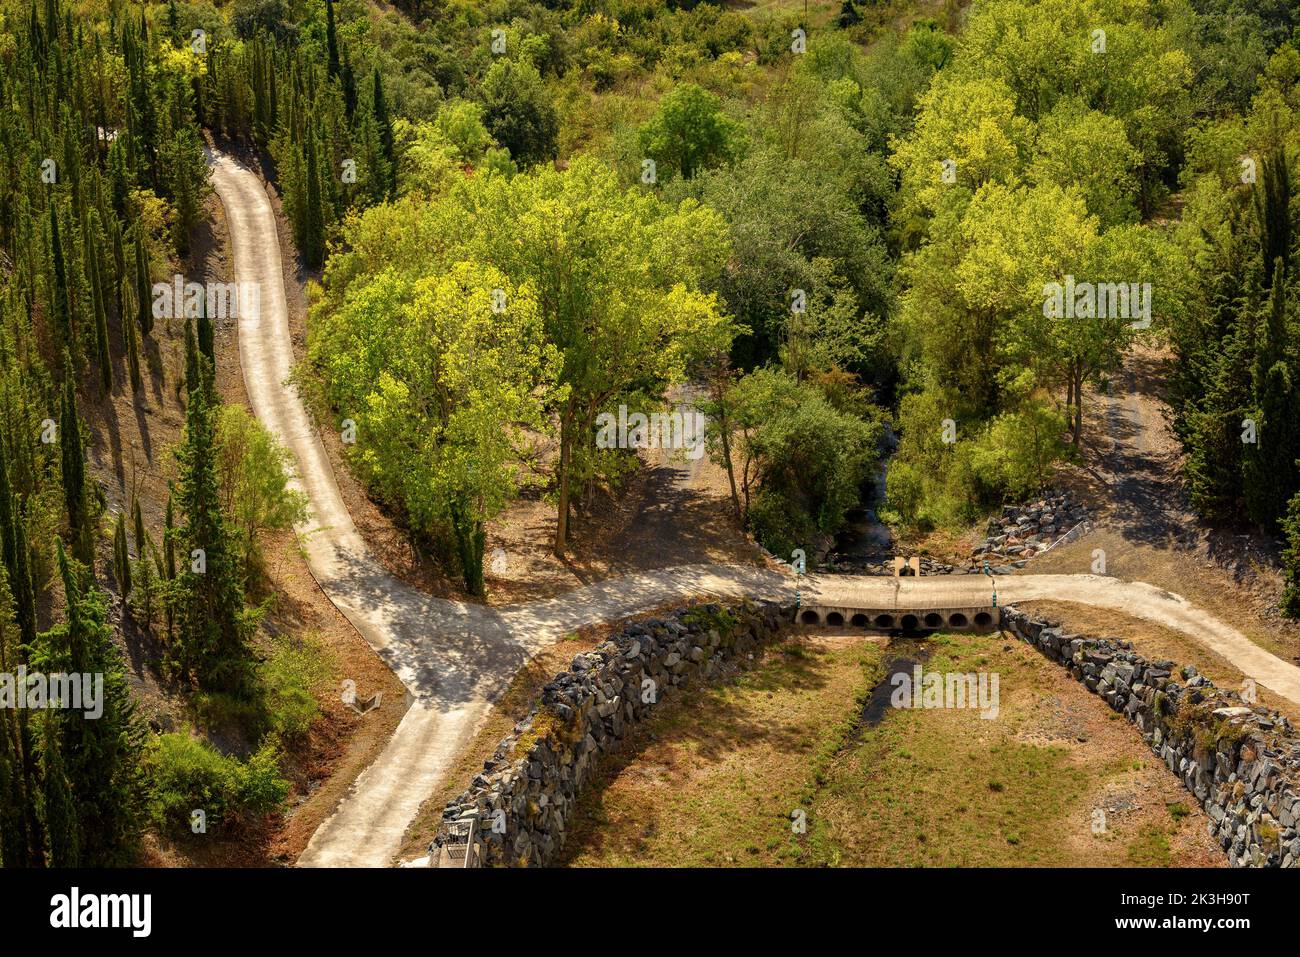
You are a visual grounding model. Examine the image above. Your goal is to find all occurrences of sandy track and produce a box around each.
[207,148,1300,868]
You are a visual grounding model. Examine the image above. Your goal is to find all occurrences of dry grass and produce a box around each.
[558,630,1223,867]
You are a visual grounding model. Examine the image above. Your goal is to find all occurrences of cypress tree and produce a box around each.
[1244,360,1300,530]
[173,360,250,692]
[197,291,214,366]
[87,218,112,393]
[1283,487,1300,618]
[49,203,73,370]
[122,276,142,393]
[0,703,28,867]
[341,49,356,123]
[133,497,145,557]
[58,363,92,566]
[133,230,153,337]
[163,489,175,641]
[325,0,340,80]
[0,583,31,867]
[303,127,325,267]
[371,68,395,198]
[0,439,37,650]
[39,712,78,867]
[1256,147,1290,288]
[38,540,144,864]
[113,508,131,597]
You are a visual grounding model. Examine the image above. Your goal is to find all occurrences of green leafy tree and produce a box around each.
[637,83,743,181]
[214,405,309,586]
[478,58,558,168]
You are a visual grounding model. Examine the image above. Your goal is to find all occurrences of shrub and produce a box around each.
[259,636,327,740]
[144,732,289,836]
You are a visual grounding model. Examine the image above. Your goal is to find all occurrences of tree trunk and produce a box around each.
[1072,374,1084,446]
[451,502,486,597]
[554,406,574,558]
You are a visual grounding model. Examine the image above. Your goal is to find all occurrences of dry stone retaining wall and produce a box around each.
[1002,606,1300,867]
[432,600,787,867]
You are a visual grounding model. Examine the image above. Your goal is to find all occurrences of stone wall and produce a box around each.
[432,600,787,867]
[972,490,1089,570]
[1002,606,1300,867]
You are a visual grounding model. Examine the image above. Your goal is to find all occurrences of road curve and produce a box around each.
[207,148,1300,868]
[209,148,521,866]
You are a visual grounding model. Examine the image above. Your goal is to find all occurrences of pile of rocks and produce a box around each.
[431,600,787,867]
[970,490,1089,569]
[827,555,957,576]
[1003,606,1300,868]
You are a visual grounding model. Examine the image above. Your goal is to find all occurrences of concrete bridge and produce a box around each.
[794,580,1000,632]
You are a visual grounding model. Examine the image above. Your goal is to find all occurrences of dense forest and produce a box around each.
[0,0,1298,866]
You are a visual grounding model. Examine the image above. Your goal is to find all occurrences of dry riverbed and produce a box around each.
[558,628,1223,867]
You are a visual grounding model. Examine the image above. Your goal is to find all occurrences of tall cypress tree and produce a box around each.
[132,497,145,557]
[303,126,325,267]
[0,439,37,650]
[196,290,214,365]
[0,581,31,867]
[340,49,356,123]
[1283,488,1300,618]
[172,344,250,692]
[163,489,176,641]
[122,276,142,393]
[133,230,153,337]
[113,508,131,597]
[39,712,78,867]
[49,203,73,370]
[58,363,92,566]
[371,68,395,199]
[1256,147,1291,288]
[86,216,112,394]
[325,0,340,79]
[37,540,144,864]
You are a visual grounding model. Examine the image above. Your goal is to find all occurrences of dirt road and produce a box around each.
[208,148,1300,867]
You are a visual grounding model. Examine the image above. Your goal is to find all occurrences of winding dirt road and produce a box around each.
[208,148,1300,868]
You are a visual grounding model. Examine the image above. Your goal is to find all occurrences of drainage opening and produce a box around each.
[923,612,943,628]
[948,612,969,628]
[874,614,894,629]
[974,611,993,628]
[850,613,869,627]
[901,614,920,631]
[800,609,820,625]
[826,611,845,626]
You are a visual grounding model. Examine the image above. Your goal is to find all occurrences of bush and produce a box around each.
[144,732,289,836]
[259,636,327,740]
